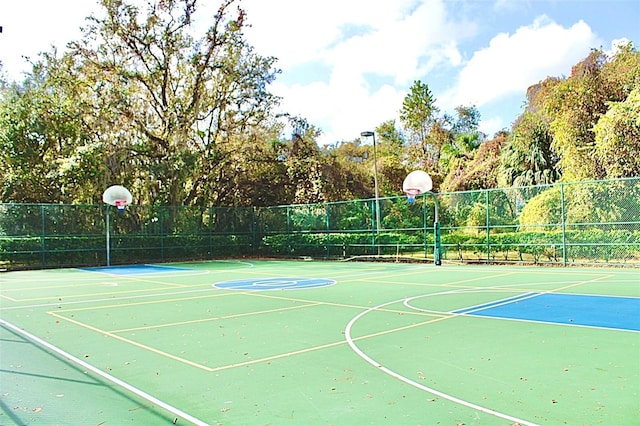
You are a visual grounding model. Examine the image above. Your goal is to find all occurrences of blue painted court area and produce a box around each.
[80,264,190,275]
[213,277,335,291]
[454,293,640,332]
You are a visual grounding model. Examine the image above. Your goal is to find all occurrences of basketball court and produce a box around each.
[1,259,638,425]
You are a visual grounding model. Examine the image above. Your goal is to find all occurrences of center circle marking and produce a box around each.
[213,277,335,291]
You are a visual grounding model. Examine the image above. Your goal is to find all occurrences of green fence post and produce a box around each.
[434,222,442,265]
[209,206,214,258]
[287,205,291,255]
[423,194,428,260]
[252,206,257,256]
[325,202,330,258]
[41,205,46,268]
[160,207,165,261]
[486,189,490,264]
[105,204,111,266]
[560,183,567,266]
[371,199,376,255]
[428,192,442,266]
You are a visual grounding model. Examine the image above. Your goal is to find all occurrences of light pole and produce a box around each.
[360,131,381,233]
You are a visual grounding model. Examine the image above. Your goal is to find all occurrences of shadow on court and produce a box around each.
[0,324,170,425]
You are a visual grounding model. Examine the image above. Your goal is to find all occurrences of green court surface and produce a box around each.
[1,260,638,425]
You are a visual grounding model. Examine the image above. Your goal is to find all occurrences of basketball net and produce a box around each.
[405,188,421,203]
[115,200,127,212]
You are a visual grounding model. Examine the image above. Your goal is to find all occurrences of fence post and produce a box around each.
[160,207,165,261]
[325,202,330,258]
[486,190,490,264]
[371,199,376,254]
[287,205,291,255]
[209,206,215,257]
[105,205,111,266]
[252,206,257,256]
[560,183,567,266]
[423,194,428,260]
[41,205,46,268]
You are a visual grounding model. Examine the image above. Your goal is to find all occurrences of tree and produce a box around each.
[593,87,640,178]
[442,132,508,192]
[452,105,481,136]
[278,117,326,204]
[68,0,281,206]
[321,139,372,201]
[544,45,640,181]
[374,120,410,196]
[400,80,441,170]
[0,56,97,203]
[498,110,559,188]
[439,106,484,192]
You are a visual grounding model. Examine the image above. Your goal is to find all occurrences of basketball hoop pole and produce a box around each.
[361,131,381,241]
[425,192,442,266]
[102,185,133,267]
[106,205,111,267]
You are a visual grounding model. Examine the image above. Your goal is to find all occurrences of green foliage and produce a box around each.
[0,14,638,210]
[498,110,558,188]
[594,87,640,178]
[401,80,443,171]
[0,60,98,203]
[442,133,507,192]
[519,179,640,231]
[544,45,640,181]
[400,81,438,138]
[518,186,562,228]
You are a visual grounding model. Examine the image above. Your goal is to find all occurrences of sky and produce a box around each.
[1,0,638,145]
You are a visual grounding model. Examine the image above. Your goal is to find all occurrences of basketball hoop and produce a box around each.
[102,185,133,267]
[115,199,128,213]
[102,185,133,211]
[402,170,432,203]
[401,170,441,266]
[404,188,421,203]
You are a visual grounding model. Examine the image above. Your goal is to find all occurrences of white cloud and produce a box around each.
[605,37,631,57]
[478,116,506,138]
[270,77,406,145]
[242,0,475,144]
[441,15,601,109]
[0,0,97,79]
[1,0,620,147]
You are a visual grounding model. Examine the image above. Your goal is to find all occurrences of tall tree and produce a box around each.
[374,120,409,196]
[439,105,483,192]
[321,139,372,201]
[544,45,639,181]
[442,131,508,192]
[498,110,558,188]
[593,87,640,178]
[400,80,441,171]
[69,0,281,206]
[0,56,97,203]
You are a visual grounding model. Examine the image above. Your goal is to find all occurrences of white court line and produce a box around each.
[0,288,214,310]
[0,318,210,426]
[344,288,540,426]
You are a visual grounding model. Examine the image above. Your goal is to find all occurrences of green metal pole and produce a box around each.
[429,192,442,266]
[423,194,428,260]
[106,205,111,267]
[560,183,567,266]
[287,206,291,255]
[41,205,46,268]
[325,203,330,259]
[486,190,490,264]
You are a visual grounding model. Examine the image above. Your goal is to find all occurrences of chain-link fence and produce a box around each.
[1,178,639,270]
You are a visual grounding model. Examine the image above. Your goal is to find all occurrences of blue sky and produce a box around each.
[1,0,638,145]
